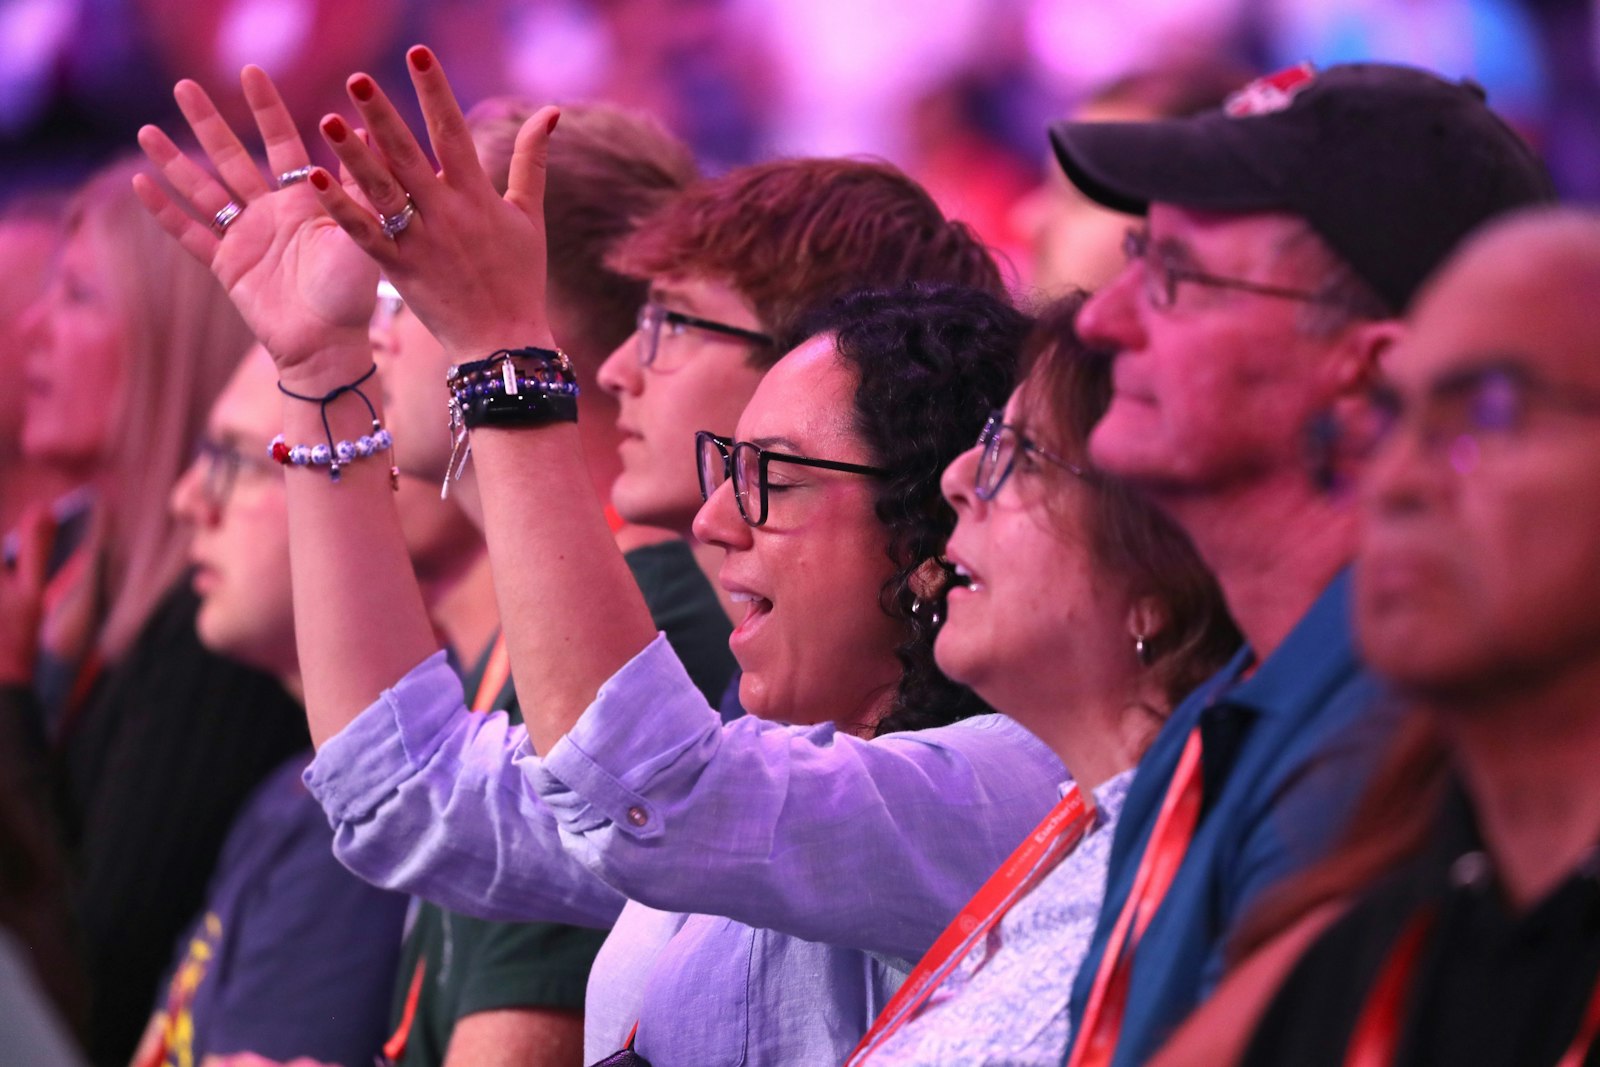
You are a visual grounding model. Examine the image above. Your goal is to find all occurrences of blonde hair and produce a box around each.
[69,158,255,658]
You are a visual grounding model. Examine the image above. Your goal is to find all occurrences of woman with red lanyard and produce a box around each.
[845,298,1240,1066]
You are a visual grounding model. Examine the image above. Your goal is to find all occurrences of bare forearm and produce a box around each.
[470,426,656,756]
[441,1009,584,1067]
[280,345,439,747]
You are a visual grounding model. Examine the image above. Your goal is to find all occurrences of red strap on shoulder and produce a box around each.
[1067,728,1205,1067]
[847,786,1096,1064]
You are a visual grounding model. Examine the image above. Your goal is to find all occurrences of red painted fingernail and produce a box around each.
[322,115,347,142]
[350,76,375,102]
[547,112,560,135]
[409,47,433,72]
[309,169,330,191]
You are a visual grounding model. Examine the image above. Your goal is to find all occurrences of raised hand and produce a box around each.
[135,66,377,380]
[303,45,558,360]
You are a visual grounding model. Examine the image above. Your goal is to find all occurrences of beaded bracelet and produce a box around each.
[274,364,399,487]
[268,427,394,480]
[441,347,580,497]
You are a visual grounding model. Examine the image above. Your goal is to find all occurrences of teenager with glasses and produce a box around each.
[126,344,410,1067]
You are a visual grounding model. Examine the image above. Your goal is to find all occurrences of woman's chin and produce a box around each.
[932,627,983,694]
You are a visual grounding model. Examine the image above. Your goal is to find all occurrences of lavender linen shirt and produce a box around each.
[306,636,1066,1065]
[866,768,1135,1065]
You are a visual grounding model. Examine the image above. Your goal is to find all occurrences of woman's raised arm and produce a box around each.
[300,47,657,755]
[136,66,436,745]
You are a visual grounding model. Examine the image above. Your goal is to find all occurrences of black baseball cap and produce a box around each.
[1048,62,1556,312]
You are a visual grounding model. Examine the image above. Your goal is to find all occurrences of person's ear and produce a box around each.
[911,557,948,599]
[1127,595,1168,663]
[1331,318,1406,396]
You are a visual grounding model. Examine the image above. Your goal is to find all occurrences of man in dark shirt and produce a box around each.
[1239,208,1600,1067]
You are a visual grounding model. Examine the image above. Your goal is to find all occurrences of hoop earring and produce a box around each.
[1134,633,1152,666]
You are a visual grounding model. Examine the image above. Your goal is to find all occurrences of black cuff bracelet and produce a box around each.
[447,347,580,431]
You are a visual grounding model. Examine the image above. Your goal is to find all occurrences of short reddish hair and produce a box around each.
[607,157,1006,361]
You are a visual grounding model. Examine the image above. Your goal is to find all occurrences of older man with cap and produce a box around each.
[1154,205,1600,1067]
[1049,62,1554,1067]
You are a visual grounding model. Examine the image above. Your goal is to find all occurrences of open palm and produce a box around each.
[135,67,378,374]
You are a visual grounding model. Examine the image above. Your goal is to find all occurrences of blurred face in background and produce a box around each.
[23,222,128,476]
[370,283,455,484]
[171,346,296,678]
[0,217,59,458]
[1012,100,1161,298]
[174,345,479,682]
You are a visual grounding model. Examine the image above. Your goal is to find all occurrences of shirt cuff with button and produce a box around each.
[304,651,627,929]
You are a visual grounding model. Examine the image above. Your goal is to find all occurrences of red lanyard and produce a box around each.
[471,633,511,713]
[1347,907,1600,1067]
[379,959,427,1065]
[1067,728,1206,1067]
[846,785,1097,1065]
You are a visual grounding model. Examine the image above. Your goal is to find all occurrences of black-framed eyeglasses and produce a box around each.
[695,431,890,527]
[974,411,1086,501]
[193,436,279,511]
[635,301,775,370]
[1329,360,1600,475]
[1122,228,1341,311]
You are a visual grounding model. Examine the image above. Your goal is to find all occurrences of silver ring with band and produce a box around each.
[277,166,316,189]
[379,197,417,239]
[212,201,244,235]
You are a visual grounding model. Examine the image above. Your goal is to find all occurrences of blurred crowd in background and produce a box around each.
[2,0,1597,295]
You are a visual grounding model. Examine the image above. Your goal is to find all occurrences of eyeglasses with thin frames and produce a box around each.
[1122,228,1343,311]
[1332,360,1600,476]
[193,437,280,512]
[695,431,889,527]
[973,411,1086,501]
[636,301,775,370]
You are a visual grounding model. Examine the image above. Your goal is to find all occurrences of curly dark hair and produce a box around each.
[795,283,1031,736]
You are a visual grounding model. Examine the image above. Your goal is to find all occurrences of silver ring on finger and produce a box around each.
[212,200,244,235]
[277,166,316,189]
[379,196,417,240]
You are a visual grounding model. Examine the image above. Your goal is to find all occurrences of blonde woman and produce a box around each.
[15,158,310,1064]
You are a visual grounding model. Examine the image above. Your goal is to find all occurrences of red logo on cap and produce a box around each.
[1225,62,1316,117]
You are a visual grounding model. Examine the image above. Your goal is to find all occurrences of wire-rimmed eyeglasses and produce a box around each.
[973,411,1086,501]
[635,301,775,370]
[1122,228,1343,311]
[1319,360,1600,478]
[193,436,280,512]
